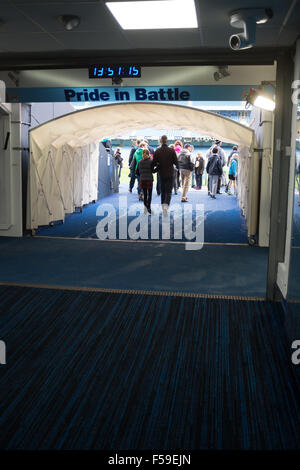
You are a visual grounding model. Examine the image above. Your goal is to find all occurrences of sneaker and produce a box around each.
[129,189,132,193]
[211,195,216,199]
[147,208,152,215]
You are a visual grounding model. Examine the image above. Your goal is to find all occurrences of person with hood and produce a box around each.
[206,147,223,199]
[130,141,147,200]
[136,148,157,214]
[178,143,194,202]
[227,153,238,196]
[194,151,205,190]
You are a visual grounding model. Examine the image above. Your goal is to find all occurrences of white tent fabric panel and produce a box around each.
[27,141,99,229]
[28,102,257,233]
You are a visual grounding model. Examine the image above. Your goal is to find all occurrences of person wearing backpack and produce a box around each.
[206,147,223,199]
[178,143,194,202]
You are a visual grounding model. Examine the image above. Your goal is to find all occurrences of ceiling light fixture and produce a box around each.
[58,15,80,31]
[106,0,198,30]
[246,88,275,111]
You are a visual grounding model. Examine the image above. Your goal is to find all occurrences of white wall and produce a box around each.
[0,103,23,237]
[0,101,75,237]
[277,38,300,297]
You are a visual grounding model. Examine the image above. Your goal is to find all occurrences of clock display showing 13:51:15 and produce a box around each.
[89,65,141,78]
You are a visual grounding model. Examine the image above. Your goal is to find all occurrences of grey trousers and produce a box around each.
[209,175,219,196]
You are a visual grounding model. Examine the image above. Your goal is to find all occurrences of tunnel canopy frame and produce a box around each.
[27,101,258,237]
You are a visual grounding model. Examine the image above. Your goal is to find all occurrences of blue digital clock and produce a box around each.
[89,65,141,79]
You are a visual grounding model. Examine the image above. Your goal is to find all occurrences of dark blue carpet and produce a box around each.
[0,237,268,297]
[36,185,248,244]
[0,285,299,450]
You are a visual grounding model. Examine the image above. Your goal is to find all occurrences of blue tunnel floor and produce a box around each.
[36,183,249,244]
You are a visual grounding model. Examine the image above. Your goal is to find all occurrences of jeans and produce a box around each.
[130,171,141,194]
[209,175,219,196]
[160,176,173,206]
[180,169,191,200]
[195,173,202,189]
[173,169,178,193]
[156,173,161,195]
[143,187,153,209]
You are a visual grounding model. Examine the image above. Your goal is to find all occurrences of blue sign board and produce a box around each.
[6,85,255,103]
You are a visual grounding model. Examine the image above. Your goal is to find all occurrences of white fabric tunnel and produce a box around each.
[27,102,258,236]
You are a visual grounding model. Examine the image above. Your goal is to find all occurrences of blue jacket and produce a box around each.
[229,158,238,177]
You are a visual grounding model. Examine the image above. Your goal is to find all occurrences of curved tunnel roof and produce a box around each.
[30,102,255,150]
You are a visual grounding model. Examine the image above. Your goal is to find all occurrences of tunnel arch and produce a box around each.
[30,101,254,150]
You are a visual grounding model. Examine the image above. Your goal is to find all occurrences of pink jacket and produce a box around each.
[174,145,182,155]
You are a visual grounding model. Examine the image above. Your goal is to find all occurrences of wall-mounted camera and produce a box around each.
[229,8,273,50]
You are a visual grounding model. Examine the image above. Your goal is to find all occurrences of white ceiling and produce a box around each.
[0,0,299,68]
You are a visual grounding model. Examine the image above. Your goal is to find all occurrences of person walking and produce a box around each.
[206,139,226,194]
[194,152,205,189]
[206,147,223,199]
[114,147,123,178]
[169,144,179,194]
[128,139,141,192]
[136,148,156,214]
[178,143,194,202]
[227,153,238,196]
[225,145,238,193]
[227,145,238,167]
[131,141,147,200]
[153,135,179,216]
[174,140,183,189]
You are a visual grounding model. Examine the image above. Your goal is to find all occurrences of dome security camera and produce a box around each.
[229,8,273,50]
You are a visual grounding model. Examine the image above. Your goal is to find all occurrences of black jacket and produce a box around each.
[206,155,223,176]
[128,145,138,166]
[153,144,178,178]
[136,158,156,181]
[178,149,194,171]
[114,152,123,167]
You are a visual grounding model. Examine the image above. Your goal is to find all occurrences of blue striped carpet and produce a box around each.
[0,285,299,450]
